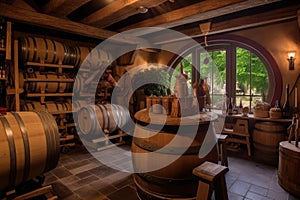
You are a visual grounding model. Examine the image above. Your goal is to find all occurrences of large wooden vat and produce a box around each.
[0,111,60,191]
[77,104,130,136]
[253,122,286,165]
[278,141,300,197]
[132,110,218,199]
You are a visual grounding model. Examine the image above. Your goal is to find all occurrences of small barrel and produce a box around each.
[73,46,91,67]
[73,73,85,95]
[21,101,71,114]
[253,122,287,165]
[44,102,72,114]
[86,49,111,68]
[20,71,73,93]
[0,111,60,191]
[21,101,45,111]
[77,104,130,136]
[20,37,65,64]
[278,141,300,198]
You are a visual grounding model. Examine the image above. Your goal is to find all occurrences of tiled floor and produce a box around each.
[42,144,299,200]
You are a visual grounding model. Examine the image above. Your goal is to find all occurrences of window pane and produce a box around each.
[251,53,269,103]
[199,50,226,109]
[171,54,193,94]
[236,48,250,96]
[236,47,269,110]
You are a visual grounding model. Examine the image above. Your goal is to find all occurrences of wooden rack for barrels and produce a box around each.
[77,104,130,151]
[7,40,75,108]
[22,62,74,104]
[8,39,77,152]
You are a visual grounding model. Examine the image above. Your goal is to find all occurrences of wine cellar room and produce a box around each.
[0,0,300,200]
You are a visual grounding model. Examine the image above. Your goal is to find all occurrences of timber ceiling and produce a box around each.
[0,0,299,43]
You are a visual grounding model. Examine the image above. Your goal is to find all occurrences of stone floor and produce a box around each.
[42,144,299,200]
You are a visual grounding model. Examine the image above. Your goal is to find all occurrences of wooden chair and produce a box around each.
[193,161,229,200]
[222,119,251,156]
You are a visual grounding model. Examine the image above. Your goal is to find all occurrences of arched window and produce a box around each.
[170,35,281,111]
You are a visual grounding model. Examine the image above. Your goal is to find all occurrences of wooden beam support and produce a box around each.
[0,2,144,44]
[119,0,281,34]
[81,0,168,28]
[42,0,92,17]
[151,5,299,45]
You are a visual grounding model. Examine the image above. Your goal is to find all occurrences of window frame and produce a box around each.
[168,35,282,108]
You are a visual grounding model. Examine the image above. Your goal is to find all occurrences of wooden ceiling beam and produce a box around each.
[119,0,281,33]
[42,0,92,17]
[0,0,15,4]
[81,0,168,28]
[42,0,67,14]
[0,2,145,44]
[22,0,40,12]
[11,0,36,11]
[150,5,298,45]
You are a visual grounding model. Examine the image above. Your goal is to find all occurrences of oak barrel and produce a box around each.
[86,49,111,68]
[253,122,286,165]
[22,101,71,114]
[77,104,130,136]
[19,71,73,93]
[73,73,85,95]
[132,110,218,199]
[73,46,91,67]
[20,37,65,64]
[0,111,60,191]
[278,141,300,197]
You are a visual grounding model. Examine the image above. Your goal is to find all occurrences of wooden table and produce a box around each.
[222,113,292,123]
[217,112,292,166]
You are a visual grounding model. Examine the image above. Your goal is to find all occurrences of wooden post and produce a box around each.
[13,40,20,111]
[5,21,11,60]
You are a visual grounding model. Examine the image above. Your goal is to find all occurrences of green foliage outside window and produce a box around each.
[171,46,269,109]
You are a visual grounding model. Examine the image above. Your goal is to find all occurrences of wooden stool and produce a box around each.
[193,161,229,200]
[222,119,251,156]
[217,134,228,166]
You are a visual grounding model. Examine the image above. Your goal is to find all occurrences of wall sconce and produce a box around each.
[288,51,296,70]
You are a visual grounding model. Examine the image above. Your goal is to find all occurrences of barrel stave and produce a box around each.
[0,111,59,191]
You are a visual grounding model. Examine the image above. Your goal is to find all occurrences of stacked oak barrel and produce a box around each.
[19,36,129,151]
